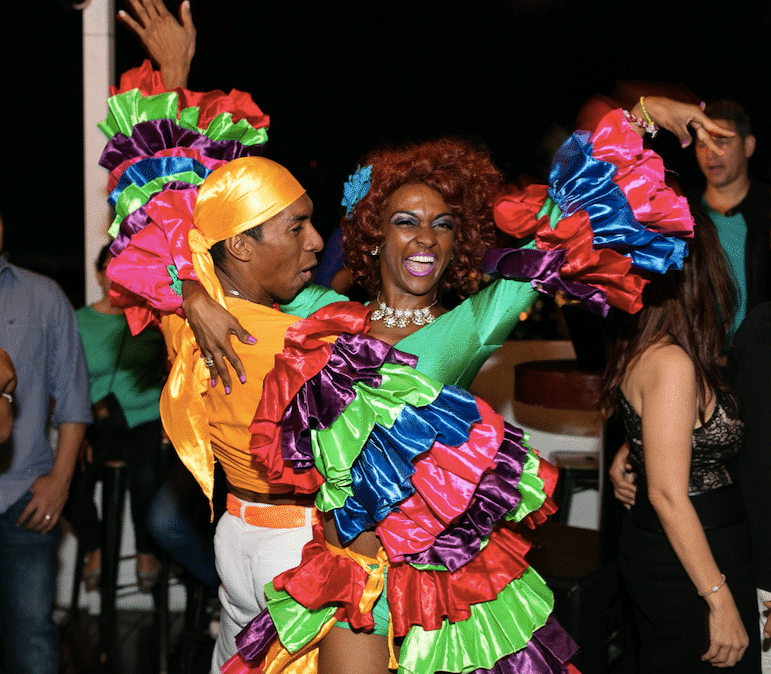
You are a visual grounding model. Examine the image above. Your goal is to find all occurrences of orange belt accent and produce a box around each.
[226,493,310,529]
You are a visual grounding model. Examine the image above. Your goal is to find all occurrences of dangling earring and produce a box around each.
[370,246,380,257]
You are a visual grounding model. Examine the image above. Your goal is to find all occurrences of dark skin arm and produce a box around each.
[181,280,255,391]
[117,0,196,89]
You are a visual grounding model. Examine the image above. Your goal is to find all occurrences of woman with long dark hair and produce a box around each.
[601,212,759,672]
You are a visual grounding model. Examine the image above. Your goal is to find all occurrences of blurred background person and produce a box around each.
[66,244,167,592]
[0,203,91,674]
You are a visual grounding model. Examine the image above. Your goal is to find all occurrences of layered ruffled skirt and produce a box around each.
[220,306,580,674]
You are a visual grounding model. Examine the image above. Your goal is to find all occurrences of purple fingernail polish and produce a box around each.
[224,386,231,395]
[247,336,257,344]
[239,375,246,384]
[211,379,217,387]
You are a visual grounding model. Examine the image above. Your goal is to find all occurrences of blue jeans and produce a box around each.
[146,458,220,592]
[0,492,59,674]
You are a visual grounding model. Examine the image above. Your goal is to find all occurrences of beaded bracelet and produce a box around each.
[622,107,659,139]
[698,574,726,597]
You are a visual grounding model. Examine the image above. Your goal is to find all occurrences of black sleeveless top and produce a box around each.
[619,388,744,496]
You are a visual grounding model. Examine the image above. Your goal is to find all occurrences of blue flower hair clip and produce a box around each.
[341,164,372,215]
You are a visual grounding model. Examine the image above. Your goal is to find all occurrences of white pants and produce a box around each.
[758,588,771,673]
[210,503,314,674]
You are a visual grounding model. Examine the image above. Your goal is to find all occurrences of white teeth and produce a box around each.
[408,255,435,263]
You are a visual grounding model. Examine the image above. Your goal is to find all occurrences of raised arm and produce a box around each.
[118,0,196,89]
[638,344,748,668]
[627,96,734,152]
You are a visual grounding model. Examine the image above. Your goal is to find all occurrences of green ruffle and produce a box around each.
[265,582,337,654]
[98,89,268,146]
[506,443,547,524]
[109,170,206,237]
[313,362,444,512]
[398,566,554,674]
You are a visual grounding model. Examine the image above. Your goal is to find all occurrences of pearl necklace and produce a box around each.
[370,293,437,328]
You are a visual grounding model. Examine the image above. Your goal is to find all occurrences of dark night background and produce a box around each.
[2,0,771,307]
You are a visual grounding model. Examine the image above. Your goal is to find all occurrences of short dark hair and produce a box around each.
[704,100,752,138]
[96,243,112,270]
[209,223,263,267]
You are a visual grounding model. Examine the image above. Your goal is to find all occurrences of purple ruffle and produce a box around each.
[483,247,610,317]
[109,181,196,256]
[440,616,578,674]
[398,423,529,571]
[279,332,419,470]
[99,118,267,172]
[234,608,276,662]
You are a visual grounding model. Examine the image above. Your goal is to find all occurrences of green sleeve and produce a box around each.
[279,285,349,318]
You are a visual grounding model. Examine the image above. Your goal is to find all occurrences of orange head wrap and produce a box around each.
[163,157,306,510]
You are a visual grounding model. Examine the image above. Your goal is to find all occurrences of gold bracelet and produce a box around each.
[698,573,726,597]
[638,97,659,138]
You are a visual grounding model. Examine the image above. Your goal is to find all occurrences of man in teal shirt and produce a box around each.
[693,100,771,340]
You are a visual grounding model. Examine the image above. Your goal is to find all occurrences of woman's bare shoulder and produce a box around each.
[624,341,696,404]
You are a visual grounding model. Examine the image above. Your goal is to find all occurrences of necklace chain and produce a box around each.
[370,292,437,328]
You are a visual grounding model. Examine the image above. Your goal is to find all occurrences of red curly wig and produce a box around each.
[342,137,503,302]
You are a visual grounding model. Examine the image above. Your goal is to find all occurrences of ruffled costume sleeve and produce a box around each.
[99,61,270,334]
[487,108,693,316]
[223,303,579,674]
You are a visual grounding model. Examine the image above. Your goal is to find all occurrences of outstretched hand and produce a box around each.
[632,96,734,153]
[182,280,256,392]
[118,0,196,89]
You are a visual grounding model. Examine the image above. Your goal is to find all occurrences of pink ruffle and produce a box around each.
[106,189,199,313]
[376,400,503,558]
[590,109,694,237]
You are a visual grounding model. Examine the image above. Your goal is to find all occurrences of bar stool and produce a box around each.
[513,359,603,524]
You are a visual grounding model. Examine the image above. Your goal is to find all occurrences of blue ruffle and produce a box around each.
[108,155,212,207]
[333,386,481,543]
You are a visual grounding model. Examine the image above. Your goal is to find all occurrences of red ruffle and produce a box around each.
[248,304,371,493]
[388,524,533,636]
[274,522,377,632]
[107,283,162,336]
[273,521,536,638]
[110,60,270,130]
[493,185,648,314]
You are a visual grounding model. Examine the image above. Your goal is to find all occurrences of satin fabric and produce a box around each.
[101,118,266,174]
[493,109,693,315]
[100,87,269,149]
[248,323,550,559]
[109,59,270,131]
[590,109,692,237]
[549,130,687,275]
[234,521,577,672]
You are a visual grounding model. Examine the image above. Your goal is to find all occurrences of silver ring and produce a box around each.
[203,357,215,368]
[44,514,52,521]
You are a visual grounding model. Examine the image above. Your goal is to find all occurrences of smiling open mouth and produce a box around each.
[405,254,436,276]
